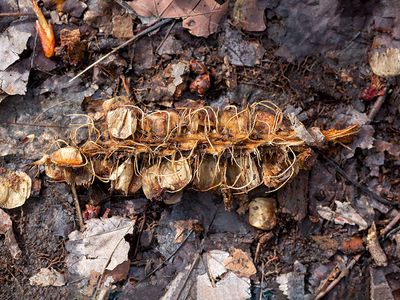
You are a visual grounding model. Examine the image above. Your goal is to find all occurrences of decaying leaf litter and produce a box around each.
[1,0,400,299]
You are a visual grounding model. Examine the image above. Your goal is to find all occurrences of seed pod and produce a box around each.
[262,152,292,189]
[193,156,223,191]
[0,169,32,209]
[187,106,217,134]
[107,108,137,139]
[226,155,261,193]
[141,165,163,200]
[219,107,251,139]
[252,109,280,136]
[159,159,192,192]
[128,172,142,194]
[142,110,180,139]
[73,166,93,187]
[102,96,131,112]
[110,158,134,195]
[92,158,113,179]
[45,163,66,181]
[248,197,277,230]
[50,146,83,167]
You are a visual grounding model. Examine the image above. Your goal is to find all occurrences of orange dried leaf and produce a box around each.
[31,0,55,58]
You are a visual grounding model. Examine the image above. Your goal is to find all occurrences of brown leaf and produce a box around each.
[232,0,268,32]
[128,0,228,37]
[224,249,256,278]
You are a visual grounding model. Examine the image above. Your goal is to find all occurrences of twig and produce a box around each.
[133,214,146,257]
[367,87,387,122]
[141,229,194,281]
[315,253,362,300]
[69,18,173,82]
[70,182,85,232]
[382,210,400,236]
[0,12,36,17]
[259,261,265,300]
[316,150,397,207]
[155,19,177,54]
[176,253,200,300]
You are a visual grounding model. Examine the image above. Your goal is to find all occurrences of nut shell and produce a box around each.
[248,197,277,230]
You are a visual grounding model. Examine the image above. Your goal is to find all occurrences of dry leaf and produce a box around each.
[0,208,22,259]
[224,249,256,278]
[232,0,268,32]
[128,0,228,38]
[66,216,135,278]
[0,208,12,234]
[367,223,388,266]
[317,201,368,231]
[0,25,31,71]
[29,268,66,287]
[0,168,31,209]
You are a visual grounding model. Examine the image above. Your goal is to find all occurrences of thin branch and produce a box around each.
[316,149,397,207]
[367,87,387,122]
[69,18,173,82]
[70,182,85,232]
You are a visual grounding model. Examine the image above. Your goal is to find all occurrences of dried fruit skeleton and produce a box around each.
[38,97,358,208]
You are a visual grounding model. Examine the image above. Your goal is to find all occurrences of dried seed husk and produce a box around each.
[110,158,134,195]
[262,151,292,189]
[102,96,131,112]
[141,165,163,200]
[219,107,250,138]
[73,166,93,187]
[0,169,31,209]
[159,159,192,192]
[252,109,280,135]
[226,155,261,193]
[45,163,66,181]
[142,111,180,138]
[107,108,137,139]
[92,158,113,179]
[50,146,83,167]
[248,197,277,230]
[193,155,223,191]
[187,107,217,134]
[128,173,142,194]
